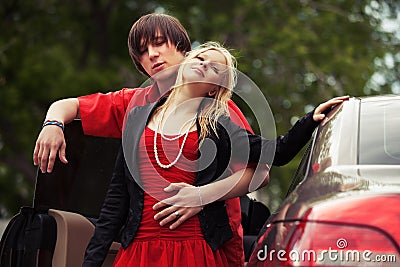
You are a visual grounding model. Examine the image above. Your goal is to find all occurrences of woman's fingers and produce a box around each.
[154,206,203,229]
[169,207,202,230]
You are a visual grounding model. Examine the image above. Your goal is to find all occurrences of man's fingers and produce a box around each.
[33,126,67,173]
[59,142,68,164]
[33,143,40,166]
[47,147,58,173]
[314,96,350,122]
[336,95,350,100]
[318,99,341,111]
[316,99,345,114]
[38,146,49,173]
[314,114,326,121]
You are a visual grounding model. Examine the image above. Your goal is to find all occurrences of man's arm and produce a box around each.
[153,96,349,228]
[273,96,349,166]
[33,98,79,173]
[84,148,129,267]
[33,88,139,173]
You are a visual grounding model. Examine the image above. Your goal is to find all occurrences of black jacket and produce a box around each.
[83,99,318,266]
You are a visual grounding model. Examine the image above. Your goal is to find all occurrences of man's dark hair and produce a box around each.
[128,13,191,77]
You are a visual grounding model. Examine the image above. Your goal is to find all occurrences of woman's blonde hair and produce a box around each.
[159,41,237,140]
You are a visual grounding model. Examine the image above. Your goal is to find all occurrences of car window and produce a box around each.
[308,104,343,173]
[359,99,400,165]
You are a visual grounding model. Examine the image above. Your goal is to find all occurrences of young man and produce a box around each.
[33,13,347,266]
[34,13,255,266]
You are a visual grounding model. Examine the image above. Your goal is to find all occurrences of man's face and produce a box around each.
[139,34,185,78]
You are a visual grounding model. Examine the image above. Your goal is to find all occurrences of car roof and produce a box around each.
[359,93,400,102]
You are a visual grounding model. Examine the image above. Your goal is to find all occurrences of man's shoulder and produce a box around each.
[120,85,153,94]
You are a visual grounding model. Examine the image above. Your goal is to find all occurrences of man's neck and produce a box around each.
[151,65,180,97]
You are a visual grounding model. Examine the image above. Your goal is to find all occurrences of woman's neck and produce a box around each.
[147,91,201,135]
[167,91,202,116]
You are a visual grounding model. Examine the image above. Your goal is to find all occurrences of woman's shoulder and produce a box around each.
[217,113,230,122]
[215,114,246,137]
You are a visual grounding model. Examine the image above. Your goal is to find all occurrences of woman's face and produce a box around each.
[181,49,228,97]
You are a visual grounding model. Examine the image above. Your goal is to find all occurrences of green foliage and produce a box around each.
[0,0,399,217]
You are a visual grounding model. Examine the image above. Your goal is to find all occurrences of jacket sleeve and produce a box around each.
[273,110,319,166]
[219,116,275,167]
[220,110,319,167]
[83,148,129,267]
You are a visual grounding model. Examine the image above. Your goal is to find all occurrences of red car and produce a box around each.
[248,95,400,266]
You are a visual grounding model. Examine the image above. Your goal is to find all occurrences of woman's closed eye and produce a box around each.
[195,56,205,61]
[195,56,219,74]
[210,64,219,74]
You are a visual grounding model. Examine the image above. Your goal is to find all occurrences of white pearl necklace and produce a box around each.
[153,109,197,169]
[158,107,197,141]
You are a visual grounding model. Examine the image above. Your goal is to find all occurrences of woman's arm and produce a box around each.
[273,96,349,166]
[153,96,349,229]
[152,165,269,229]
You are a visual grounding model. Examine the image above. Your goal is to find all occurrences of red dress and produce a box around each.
[112,127,229,267]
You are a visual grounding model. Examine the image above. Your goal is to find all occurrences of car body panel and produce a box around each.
[249,95,400,266]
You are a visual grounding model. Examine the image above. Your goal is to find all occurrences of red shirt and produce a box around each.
[78,86,253,138]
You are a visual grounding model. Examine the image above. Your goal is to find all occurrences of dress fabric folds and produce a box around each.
[112,127,229,267]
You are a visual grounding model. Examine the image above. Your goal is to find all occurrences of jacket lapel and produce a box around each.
[122,101,159,185]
